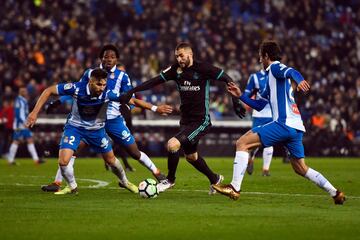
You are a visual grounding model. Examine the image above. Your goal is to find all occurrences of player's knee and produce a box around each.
[235,138,248,151]
[167,138,180,152]
[291,161,307,176]
[185,154,197,162]
[58,158,70,166]
[103,152,116,165]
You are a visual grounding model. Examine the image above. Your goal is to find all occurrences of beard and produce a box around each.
[179,57,191,68]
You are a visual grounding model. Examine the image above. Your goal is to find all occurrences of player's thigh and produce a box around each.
[175,121,210,155]
[59,125,82,152]
[284,129,305,159]
[252,117,273,128]
[175,121,211,147]
[105,117,135,146]
[85,128,113,154]
[252,121,288,148]
[236,130,262,151]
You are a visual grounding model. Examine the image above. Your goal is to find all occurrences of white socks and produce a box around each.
[7,143,18,163]
[230,151,249,192]
[60,164,77,190]
[27,143,39,162]
[55,156,76,183]
[262,146,273,171]
[110,158,129,184]
[7,143,40,163]
[139,151,157,173]
[305,168,337,197]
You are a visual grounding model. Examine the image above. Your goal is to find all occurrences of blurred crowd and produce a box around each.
[1,0,360,156]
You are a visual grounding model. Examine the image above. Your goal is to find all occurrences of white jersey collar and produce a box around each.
[266,61,280,71]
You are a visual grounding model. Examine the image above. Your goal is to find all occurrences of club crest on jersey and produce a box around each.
[64,83,73,90]
[110,73,115,79]
[63,136,69,143]
[291,104,300,114]
[176,67,183,74]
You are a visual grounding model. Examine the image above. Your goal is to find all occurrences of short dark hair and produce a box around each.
[91,68,108,80]
[175,42,192,51]
[99,44,119,59]
[260,41,282,61]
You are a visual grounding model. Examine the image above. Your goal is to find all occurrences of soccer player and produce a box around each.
[121,42,246,194]
[212,41,345,205]
[41,44,172,192]
[7,87,45,165]
[244,70,273,176]
[27,68,138,195]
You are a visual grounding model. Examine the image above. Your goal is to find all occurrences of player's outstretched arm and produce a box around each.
[26,85,58,128]
[129,98,173,116]
[227,82,246,119]
[120,76,165,104]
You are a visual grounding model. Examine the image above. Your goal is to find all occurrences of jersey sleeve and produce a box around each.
[79,69,91,83]
[159,64,177,81]
[57,83,76,96]
[244,74,256,98]
[120,73,133,94]
[271,63,304,84]
[200,62,224,80]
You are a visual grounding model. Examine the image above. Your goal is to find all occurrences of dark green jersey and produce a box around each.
[160,61,225,124]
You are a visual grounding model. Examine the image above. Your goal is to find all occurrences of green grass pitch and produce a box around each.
[0,157,359,240]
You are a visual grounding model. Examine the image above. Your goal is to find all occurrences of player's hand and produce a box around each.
[45,99,61,114]
[156,105,173,116]
[26,112,38,128]
[227,82,242,98]
[120,93,132,104]
[297,80,310,93]
[232,97,246,119]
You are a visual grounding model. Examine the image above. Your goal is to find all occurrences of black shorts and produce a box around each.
[175,120,212,155]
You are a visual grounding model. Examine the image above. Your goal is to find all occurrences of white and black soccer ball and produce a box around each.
[138,178,159,198]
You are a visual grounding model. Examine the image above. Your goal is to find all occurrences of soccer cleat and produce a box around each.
[118,181,139,193]
[41,182,61,192]
[246,159,254,175]
[211,184,240,200]
[333,190,346,205]
[153,170,167,182]
[209,174,224,195]
[54,186,78,195]
[262,169,271,177]
[156,179,175,193]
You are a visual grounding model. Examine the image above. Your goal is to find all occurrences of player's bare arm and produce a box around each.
[120,76,165,104]
[129,98,173,115]
[26,85,58,128]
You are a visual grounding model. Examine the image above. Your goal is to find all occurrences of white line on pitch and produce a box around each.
[1,182,359,199]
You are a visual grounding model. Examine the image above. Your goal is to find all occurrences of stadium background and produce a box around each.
[1,0,360,158]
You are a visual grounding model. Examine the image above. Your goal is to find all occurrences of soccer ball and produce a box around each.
[138,178,159,198]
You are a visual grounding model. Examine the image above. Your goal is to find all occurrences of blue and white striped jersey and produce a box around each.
[79,65,133,120]
[264,61,305,132]
[57,81,117,130]
[244,70,272,118]
[13,95,29,130]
